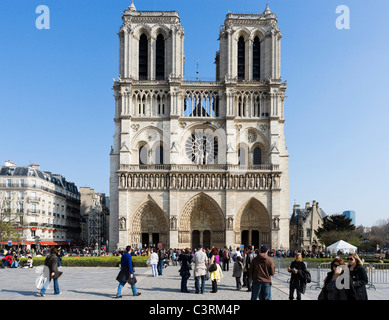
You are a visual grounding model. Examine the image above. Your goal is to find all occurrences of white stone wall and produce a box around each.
[109,6,289,252]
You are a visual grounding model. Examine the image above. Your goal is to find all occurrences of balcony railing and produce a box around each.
[119,164,279,172]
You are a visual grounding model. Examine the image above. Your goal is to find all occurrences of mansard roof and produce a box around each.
[0,165,79,194]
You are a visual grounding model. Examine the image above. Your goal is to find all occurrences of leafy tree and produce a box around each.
[315,214,361,247]
[0,199,23,247]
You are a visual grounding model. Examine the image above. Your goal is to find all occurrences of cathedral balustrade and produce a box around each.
[118,165,281,191]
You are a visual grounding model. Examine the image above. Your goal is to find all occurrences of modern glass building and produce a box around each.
[343,210,356,226]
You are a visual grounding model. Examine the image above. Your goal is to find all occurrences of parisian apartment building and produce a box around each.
[0,160,81,249]
[80,187,110,249]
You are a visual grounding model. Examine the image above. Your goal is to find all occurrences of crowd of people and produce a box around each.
[1,243,371,300]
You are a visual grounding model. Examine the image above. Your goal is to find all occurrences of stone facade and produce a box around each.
[289,201,326,252]
[80,187,110,248]
[109,3,289,251]
[0,161,81,248]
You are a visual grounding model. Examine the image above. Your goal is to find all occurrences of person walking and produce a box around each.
[222,246,230,272]
[347,253,368,300]
[318,257,351,300]
[178,248,192,293]
[115,246,141,298]
[242,246,255,292]
[39,247,63,296]
[149,249,159,277]
[232,256,243,290]
[232,247,242,262]
[193,245,208,294]
[157,248,165,276]
[288,253,309,300]
[209,247,223,293]
[57,247,64,267]
[249,245,275,300]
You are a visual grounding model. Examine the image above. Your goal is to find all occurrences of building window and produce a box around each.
[139,34,148,80]
[155,34,165,80]
[253,36,261,80]
[253,147,262,165]
[157,95,165,115]
[185,132,218,165]
[238,147,246,165]
[7,179,12,187]
[155,145,164,165]
[139,145,148,165]
[237,36,245,80]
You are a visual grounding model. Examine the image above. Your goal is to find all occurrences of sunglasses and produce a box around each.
[347,258,354,261]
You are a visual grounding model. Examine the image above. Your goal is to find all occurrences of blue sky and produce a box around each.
[1,0,388,227]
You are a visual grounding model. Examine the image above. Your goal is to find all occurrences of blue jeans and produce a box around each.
[251,282,271,300]
[116,281,137,296]
[41,278,60,295]
[151,264,158,277]
[158,260,163,275]
[195,276,205,293]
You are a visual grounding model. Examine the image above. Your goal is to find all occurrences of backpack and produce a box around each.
[232,252,237,262]
[223,250,229,260]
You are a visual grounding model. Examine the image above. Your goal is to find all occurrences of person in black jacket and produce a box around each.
[288,253,308,300]
[178,248,192,293]
[318,257,352,300]
[39,247,63,296]
[347,253,368,300]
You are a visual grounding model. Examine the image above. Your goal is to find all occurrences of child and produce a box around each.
[23,256,33,268]
[232,256,243,290]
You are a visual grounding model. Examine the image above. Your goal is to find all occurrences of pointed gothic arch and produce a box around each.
[235,198,271,249]
[130,196,169,247]
[178,192,225,249]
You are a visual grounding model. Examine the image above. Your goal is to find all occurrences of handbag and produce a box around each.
[129,275,137,286]
[209,262,217,272]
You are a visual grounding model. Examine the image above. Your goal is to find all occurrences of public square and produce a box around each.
[0,264,387,300]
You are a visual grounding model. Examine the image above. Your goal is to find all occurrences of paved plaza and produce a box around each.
[0,264,387,300]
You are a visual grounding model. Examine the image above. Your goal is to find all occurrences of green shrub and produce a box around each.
[16,256,149,268]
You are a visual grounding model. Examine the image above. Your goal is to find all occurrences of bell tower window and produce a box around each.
[139,34,148,80]
[156,34,165,80]
[253,36,260,80]
[237,36,245,81]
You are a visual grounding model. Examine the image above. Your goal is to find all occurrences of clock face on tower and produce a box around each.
[185,131,218,165]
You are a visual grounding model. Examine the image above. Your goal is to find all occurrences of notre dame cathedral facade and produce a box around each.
[109,2,289,251]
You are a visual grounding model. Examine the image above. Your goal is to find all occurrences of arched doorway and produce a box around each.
[236,198,271,250]
[179,193,225,250]
[130,197,169,249]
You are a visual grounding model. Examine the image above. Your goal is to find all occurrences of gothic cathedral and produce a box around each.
[109,3,289,251]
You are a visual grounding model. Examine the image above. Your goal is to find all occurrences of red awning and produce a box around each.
[31,228,37,231]
[39,241,57,245]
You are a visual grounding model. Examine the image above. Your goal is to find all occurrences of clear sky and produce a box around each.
[1,0,388,227]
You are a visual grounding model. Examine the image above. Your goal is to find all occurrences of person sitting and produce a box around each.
[11,255,20,268]
[23,256,33,268]
[1,254,13,268]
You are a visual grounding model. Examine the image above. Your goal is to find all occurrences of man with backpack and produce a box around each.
[222,246,230,272]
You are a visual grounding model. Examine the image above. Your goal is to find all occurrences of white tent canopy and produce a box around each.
[327,240,357,254]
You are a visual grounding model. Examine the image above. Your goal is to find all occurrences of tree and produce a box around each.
[315,214,361,247]
[0,198,23,247]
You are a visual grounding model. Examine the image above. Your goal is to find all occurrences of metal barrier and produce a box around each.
[367,263,389,290]
[272,259,389,291]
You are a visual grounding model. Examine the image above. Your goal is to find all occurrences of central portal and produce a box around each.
[179,193,225,249]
